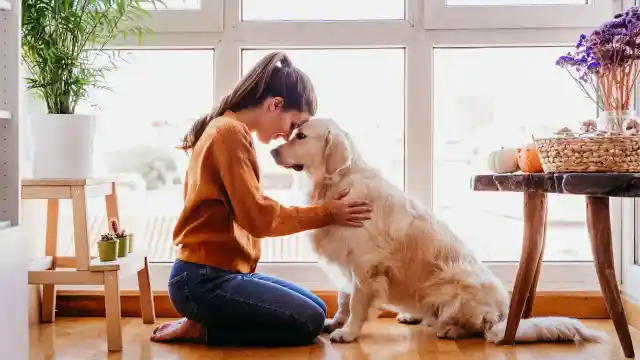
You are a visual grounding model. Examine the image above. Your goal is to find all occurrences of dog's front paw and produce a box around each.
[329,327,360,343]
[323,317,346,333]
[435,325,468,340]
[396,313,423,325]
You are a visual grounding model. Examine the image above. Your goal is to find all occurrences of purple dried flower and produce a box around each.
[587,61,601,70]
[557,6,640,115]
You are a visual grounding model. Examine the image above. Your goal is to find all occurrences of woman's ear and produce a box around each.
[263,97,284,112]
[271,97,284,111]
[324,130,352,176]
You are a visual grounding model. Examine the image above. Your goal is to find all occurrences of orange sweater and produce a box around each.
[173,116,332,273]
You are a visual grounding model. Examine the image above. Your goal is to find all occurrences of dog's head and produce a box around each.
[270,118,352,178]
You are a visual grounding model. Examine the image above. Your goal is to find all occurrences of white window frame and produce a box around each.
[64,0,627,292]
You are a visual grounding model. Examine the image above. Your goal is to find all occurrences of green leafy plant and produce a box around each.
[21,0,165,114]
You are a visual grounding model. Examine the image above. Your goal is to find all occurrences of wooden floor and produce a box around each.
[29,318,640,360]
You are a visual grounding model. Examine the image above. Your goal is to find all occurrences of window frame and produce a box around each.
[53,0,627,292]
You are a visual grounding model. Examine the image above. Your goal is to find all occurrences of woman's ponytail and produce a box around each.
[178,51,315,152]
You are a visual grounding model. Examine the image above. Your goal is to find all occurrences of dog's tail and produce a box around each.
[483,316,607,344]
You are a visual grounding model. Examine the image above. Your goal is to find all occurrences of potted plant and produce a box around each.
[111,220,129,258]
[127,231,135,254]
[21,0,161,178]
[97,233,119,262]
[534,6,640,173]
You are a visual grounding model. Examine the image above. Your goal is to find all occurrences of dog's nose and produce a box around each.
[270,148,279,158]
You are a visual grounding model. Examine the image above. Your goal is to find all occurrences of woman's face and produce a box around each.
[255,97,310,144]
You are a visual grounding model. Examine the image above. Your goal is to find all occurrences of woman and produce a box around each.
[150,52,372,346]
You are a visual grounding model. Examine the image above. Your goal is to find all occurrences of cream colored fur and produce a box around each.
[271,118,607,344]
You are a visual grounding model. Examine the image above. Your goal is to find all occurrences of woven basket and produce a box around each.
[533,135,640,173]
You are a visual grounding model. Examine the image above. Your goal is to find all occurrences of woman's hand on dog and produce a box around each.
[326,188,372,227]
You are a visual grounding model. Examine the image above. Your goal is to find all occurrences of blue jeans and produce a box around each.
[168,259,327,347]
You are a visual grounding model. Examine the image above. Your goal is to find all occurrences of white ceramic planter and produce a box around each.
[29,114,96,179]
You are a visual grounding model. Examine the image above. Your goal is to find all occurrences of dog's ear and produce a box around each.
[324,129,352,176]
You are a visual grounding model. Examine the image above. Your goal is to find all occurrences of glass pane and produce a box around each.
[447,0,586,5]
[53,50,214,263]
[433,47,593,262]
[242,49,406,262]
[242,0,404,21]
[142,0,200,10]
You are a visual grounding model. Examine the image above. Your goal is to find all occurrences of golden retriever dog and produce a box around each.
[270,118,606,344]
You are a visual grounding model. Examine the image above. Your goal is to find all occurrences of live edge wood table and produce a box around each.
[472,173,636,358]
[22,178,156,352]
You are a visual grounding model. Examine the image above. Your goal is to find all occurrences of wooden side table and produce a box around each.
[22,178,156,352]
[472,173,636,358]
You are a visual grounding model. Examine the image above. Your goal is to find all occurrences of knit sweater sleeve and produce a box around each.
[210,122,332,238]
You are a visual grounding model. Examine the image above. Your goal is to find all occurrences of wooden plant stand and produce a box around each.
[473,173,636,358]
[23,178,155,352]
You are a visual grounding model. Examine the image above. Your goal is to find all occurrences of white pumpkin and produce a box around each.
[487,147,519,174]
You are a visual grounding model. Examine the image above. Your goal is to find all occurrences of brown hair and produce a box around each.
[179,51,318,152]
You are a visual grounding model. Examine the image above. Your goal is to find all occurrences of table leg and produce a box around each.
[586,196,634,358]
[104,271,123,352]
[501,191,547,345]
[105,182,120,232]
[137,257,156,324]
[41,199,59,323]
[70,186,91,271]
[522,217,547,319]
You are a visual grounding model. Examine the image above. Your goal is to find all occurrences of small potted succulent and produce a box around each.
[111,220,129,258]
[127,231,134,254]
[98,233,119,262]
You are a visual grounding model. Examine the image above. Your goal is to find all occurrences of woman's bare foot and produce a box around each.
[150,318,206,343]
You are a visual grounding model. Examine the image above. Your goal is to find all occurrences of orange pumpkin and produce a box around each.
[516,144,544,173]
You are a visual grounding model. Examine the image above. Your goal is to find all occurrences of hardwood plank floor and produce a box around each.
[29,318,640,360]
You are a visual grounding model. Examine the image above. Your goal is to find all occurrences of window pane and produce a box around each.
[142,0,200,10]
[54,50,214,263]
[242,48,405,262]
[433,47,593,262]
[242,0,404,21]
[446,0,586,5]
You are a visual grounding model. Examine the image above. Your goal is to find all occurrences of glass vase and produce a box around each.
[597,110,634,134]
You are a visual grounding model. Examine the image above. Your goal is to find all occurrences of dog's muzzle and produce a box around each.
[270,148,303,171]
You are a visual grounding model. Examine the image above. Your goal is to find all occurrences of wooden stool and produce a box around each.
[473,173,635,358]
[23,178,156,352]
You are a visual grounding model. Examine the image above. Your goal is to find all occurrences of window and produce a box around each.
[433,47,593,262]
[142,0,222,33]
[142,0,200,10]
[241,0,405,21]
[19,0,627,292]
[242,48,406,262]
[622,13,640,296]
[447,0,586,4]
[52,50,215,263]
[423,0,615,29]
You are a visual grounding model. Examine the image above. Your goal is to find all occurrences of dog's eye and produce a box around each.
[296,132,307,140]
